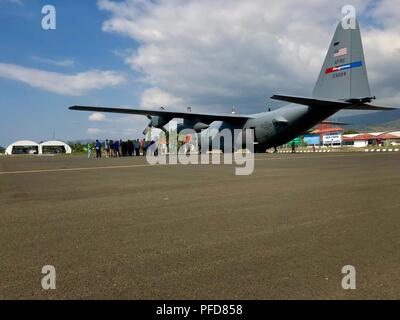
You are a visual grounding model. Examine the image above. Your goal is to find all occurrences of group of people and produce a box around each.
[87,139,146,158]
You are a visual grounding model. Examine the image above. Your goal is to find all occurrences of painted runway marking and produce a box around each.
[0,152,394,176]
[0,163,154,175]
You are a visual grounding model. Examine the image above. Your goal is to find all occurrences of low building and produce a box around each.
[39,140,72,154]
[5,140,72,155]
[5,140,39,155]
[311,125,344,147]
[343,131,400,147]
[322,133,343,146]
[303,134,320,146]
[377,132,400,146]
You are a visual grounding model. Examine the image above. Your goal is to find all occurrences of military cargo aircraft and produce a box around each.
[70,18,395,152]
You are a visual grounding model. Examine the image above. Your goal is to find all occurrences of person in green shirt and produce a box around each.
[87,143,92,159]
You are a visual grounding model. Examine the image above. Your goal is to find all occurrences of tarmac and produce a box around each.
[1,152,400,299]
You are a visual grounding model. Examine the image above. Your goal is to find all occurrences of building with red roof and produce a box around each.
[343,131,400,147]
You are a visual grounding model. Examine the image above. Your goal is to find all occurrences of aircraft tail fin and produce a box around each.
[312,18,371,101]
[271,18,397,111]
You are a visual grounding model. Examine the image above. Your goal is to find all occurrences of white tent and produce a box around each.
[39,141,72,154]
[5,140,39,155]
[5,140,72,155]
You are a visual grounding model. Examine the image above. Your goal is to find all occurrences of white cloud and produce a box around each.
[89,112,109,122]
[86,116,148,139]
[87,128,102,135]
[0,63,126,96]
[1,0,23,6]
[99,0,400,112]
[140,87,185,109]
[31,56,75,67]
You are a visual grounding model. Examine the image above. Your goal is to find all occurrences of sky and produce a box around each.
[1,0,400,147]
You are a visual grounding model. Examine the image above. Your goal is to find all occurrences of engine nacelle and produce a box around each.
[177,121,210,134]
[149,115,170,129]
[143,115,172,134]
[176,123,191,134]
[193,122,209,133]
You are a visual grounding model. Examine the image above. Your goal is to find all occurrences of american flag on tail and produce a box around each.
[334,47,347,57]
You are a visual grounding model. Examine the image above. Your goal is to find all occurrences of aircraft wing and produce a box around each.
[271,95,397,111]
[320,120,349,126]
[69,105,254,123]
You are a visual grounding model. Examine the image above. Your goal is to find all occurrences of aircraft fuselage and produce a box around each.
[201,104,338,151]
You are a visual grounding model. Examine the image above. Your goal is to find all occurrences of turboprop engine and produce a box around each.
[176,119,210,134]
[143,115,171,134]
[192,122,209,133]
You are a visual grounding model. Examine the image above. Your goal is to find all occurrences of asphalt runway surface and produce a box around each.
[1,152,400,299]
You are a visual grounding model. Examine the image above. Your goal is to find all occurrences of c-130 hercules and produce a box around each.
[70,18,395,152]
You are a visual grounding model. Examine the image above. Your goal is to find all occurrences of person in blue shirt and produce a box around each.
[134,139,140,156]
[95,140,102,158]
[114,140,120,157]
